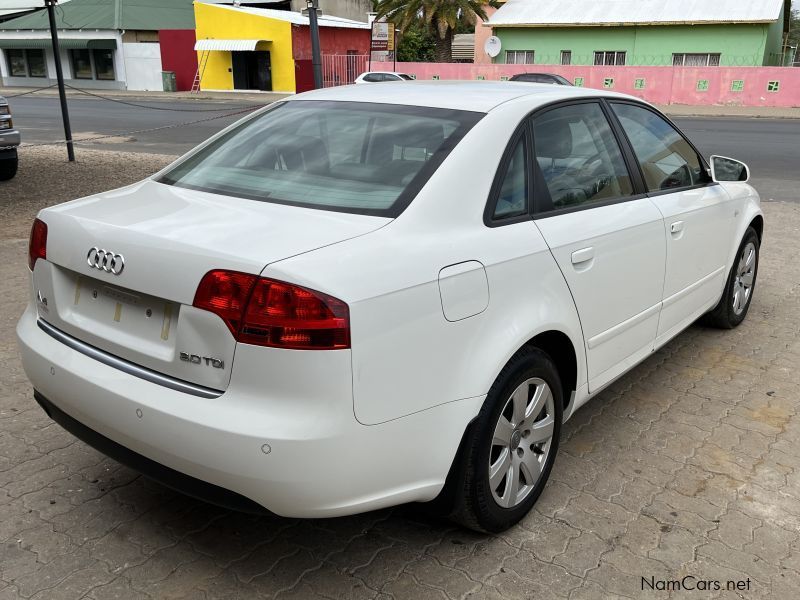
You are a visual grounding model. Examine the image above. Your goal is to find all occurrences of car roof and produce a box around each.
[289,80,637,113]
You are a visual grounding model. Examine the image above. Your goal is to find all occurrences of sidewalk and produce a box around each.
[2,84,799,118]
[655,103,800,119]
[0,85,291,104]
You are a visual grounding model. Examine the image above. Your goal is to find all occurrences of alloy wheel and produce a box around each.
[489,377,556,508]
[732,241,756,315]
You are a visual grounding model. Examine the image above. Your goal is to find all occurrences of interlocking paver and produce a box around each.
[2,146,800,598]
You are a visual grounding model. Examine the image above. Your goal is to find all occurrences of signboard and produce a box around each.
[369,19,396,69]
[370,22,395,52]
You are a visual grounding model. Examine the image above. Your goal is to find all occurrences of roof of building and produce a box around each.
[0,0,71,20]
[0,0,194,31]
[201,2,370,29]
[288,80,635,112]
[488,0,786,27]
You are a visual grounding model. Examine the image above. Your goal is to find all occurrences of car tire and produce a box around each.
[451,347,563,533]
[0,149,18,181]
[703,226,759,329]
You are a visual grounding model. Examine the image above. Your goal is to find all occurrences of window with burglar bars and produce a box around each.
[594,51,626,66]
[672,53,721,67]
[506,50,535,64]
[560,51,572,65]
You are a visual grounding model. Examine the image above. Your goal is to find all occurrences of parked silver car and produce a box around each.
[0,95,20,181]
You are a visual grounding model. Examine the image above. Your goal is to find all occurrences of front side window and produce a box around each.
[6,49,26,77]
[533,102,633,211]
[26,49,46,77]
[492,135,528,220]
[70,49,92,79]
[159,101,482,216]
[611,103,709,191]
[93,49,115,80]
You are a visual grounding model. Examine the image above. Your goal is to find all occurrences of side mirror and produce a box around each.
[709,155,749,183]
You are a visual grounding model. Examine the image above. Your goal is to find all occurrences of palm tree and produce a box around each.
[376,0,498,63]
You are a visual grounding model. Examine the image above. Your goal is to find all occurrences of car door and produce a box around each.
[531,101,666,393]
[608,102,735,346]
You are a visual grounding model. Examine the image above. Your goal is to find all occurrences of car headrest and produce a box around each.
[535,117,573,159]
[367,122,445,164]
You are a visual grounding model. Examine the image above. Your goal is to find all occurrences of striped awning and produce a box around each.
[194,39,269,52]
[0,38,117,49]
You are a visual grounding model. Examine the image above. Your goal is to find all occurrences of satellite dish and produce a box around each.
[484,36,502,58]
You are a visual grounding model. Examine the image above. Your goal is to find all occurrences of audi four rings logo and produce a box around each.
[87,247,125,275]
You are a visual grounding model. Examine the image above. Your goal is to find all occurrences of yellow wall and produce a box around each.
[194,2,296,92]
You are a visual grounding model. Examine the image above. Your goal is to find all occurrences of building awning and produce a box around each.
[194,39,270,52]
[0,38,117,50]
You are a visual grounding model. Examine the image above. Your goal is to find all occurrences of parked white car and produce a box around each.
[17,83,762,532]
[354,71,414,83]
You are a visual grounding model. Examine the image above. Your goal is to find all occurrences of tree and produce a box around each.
[397,23,436,62]
[376,0,498,63]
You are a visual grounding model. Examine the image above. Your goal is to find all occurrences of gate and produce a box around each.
[322,54,369,87]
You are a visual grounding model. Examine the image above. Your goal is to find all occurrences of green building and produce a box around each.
[487,0,792,67]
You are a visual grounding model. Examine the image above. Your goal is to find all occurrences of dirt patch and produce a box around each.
[0,145,175,241]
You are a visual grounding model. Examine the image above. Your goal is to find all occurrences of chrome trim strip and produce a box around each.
[661,266,726,309]
[37,319,223,399]
[587,302,662,350]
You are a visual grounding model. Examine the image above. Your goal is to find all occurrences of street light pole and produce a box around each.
[306,0,323,89]
[44,0,74,161]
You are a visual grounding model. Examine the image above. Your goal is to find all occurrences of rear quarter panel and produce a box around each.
[264,108,587,425]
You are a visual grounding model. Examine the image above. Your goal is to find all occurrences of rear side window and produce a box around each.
[611,103,710,191]
[363,73,382,82]
[159,101,482,217]
[492,135,528,220]
[533,102,633,211]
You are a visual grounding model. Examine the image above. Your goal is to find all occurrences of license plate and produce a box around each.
[73,276,177,342]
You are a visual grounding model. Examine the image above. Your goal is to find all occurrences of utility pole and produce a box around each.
[44,0,74,161]
[306,0,323,89]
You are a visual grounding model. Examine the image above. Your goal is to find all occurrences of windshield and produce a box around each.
[399,74,413,80]
[159,100,482,217]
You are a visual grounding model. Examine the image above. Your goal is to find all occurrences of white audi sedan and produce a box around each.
[17,82,762,532]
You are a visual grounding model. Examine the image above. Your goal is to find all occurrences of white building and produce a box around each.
[0,0,194,91]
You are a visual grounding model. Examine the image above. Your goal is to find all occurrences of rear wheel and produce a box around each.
[452,347,562,532]
[703,226,759,329]
[0,149,18,181]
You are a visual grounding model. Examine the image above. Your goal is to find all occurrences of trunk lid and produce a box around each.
[34,180,388,391]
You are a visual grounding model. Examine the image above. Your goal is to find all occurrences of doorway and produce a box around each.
[232,50,272,91]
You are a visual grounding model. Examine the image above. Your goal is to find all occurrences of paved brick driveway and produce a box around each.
[1,148,799,599]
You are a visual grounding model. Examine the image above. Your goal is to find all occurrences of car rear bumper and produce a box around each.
[17,303,480,517]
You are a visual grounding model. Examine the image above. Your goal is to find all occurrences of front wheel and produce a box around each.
[452,347,563,533]
[703,226,760,329]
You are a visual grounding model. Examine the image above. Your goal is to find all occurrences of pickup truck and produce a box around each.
[0,94,20,180]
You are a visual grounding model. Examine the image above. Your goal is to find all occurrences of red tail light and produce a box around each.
[28,218,47,270]
[193,270,350,350]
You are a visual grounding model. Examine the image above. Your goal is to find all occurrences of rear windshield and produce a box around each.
[158,100,482,217]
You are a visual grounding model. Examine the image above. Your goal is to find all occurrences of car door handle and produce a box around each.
[571,247,594,265]
[670,221,684,234]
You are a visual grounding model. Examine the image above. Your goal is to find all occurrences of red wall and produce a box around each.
[292,26,370,59]
[159,29,198,92]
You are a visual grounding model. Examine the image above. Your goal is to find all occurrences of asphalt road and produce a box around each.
[9,95,263,155]
[7,95,798,202]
